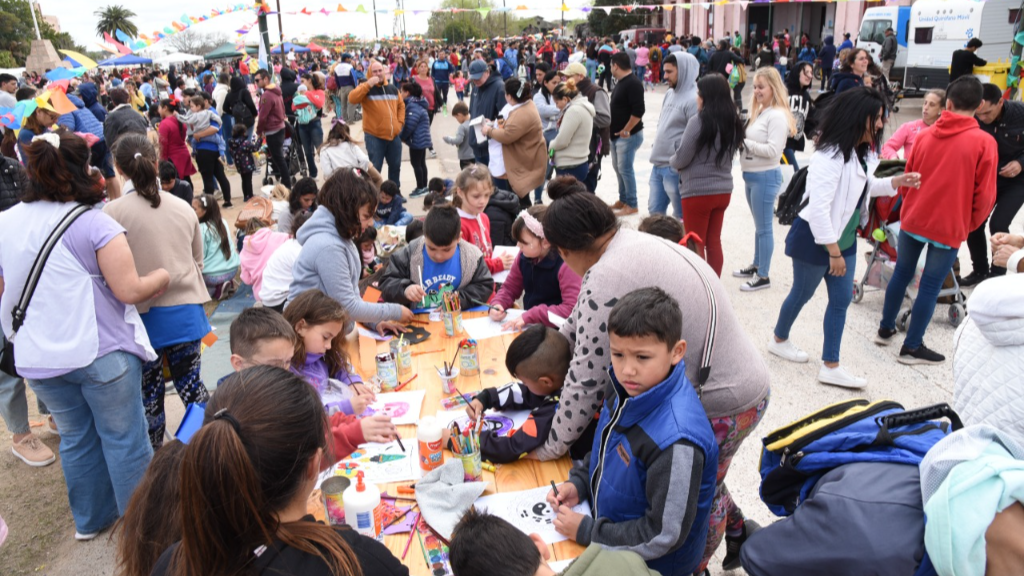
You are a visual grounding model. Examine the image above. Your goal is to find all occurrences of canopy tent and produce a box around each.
[271,42,310,54]
[153,52,204,65]
[204,42,258,60]
[306,42,326,53]
[97,54,153,67]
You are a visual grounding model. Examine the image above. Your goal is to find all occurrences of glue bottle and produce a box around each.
[418,416,444,473]
[343,471,382,541]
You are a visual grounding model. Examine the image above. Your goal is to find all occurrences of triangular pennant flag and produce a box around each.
[180,14,190,24]
[47,89,78,115]
[516,4,528,9]
[114,29,131,44]
[338,3,346,11]
[476,7,491,16]
[301,7,312,14]
[320,7,330,15]
[598,6,612,14]
[561,2,569,11]
[739,0,750,8]
[355,4,367,13]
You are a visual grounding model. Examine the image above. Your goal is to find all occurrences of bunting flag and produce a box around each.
[58,50,98,70]
[338,3,346,10]
[355,4,368,12]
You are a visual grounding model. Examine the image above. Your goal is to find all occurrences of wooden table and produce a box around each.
[308,312,584,574]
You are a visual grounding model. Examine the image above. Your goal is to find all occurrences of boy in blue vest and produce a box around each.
[548,287,718,576]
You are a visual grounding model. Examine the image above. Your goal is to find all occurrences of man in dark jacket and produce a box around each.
[222,75,258,136]
[819,36,837,90]
[709,39,744,77]
[77,81,107,123]
[950,38,986,84]
[879,27,898,80]
[255,69,291,187]
[102,88,148,199]
[467,59,506,165]
[484,187,521,247]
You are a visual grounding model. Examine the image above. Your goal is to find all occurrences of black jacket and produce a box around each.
[977,99,1024,173]
[223,76,258,119]
[280,68,300,118]
[484,187,521,247]
[103,105,149,151]
[378,237,494,307]
[468,72,506,154]
[950,49,987,84]
[709,50,744,78]
[0,157,25,212]
[474,382,558,463]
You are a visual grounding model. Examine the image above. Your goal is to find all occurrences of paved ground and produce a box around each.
[1,83,1018,575]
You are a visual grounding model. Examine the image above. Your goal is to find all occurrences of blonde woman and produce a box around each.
[735,67,796,291]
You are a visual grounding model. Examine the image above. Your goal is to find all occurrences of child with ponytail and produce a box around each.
[192,194,240,299]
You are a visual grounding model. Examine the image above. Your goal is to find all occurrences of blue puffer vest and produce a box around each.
[588,360,718,576]
[520,252,564,310]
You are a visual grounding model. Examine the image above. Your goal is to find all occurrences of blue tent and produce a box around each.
[270,42,310,54]
[97,54,154,67]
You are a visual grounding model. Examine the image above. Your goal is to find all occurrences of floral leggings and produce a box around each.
[697,391,771,573]
[141,340,209,449]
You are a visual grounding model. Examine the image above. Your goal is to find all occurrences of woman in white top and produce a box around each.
[735,67,796,292]
[319,120,382,184]
[769,87,920,388]
[531,70,561,204]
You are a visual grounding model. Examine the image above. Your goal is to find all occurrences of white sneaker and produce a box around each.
[768,338,809,363]
[75,531,98,541]
[817,365,867,389]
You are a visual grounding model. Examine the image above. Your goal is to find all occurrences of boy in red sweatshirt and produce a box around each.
[876,76,997,365]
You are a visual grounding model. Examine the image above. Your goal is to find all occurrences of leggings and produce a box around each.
[141,340,209,449]
[196,149,231,204]
[697,392,771,573]
[681,193,732,276]
[409,148,428,189]
[239,171,253,201]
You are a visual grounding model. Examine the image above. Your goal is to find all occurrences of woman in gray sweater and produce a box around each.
[671,74,745,276]
[538,176,772,573]
[548,78,595,183]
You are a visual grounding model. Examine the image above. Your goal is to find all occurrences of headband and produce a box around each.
[32,133,60,149]
[520,211,544,239]
[213,408,242,434]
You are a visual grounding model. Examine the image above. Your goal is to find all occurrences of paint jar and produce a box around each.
[344,471,382,541]
[441,311,463,337]
[438,366,460,395]
[458,447,482,482]
[375,352,398,391]
[417,416,445,473]
[321,475,351,526]
[389,338,413,378]
[458,340,479,376]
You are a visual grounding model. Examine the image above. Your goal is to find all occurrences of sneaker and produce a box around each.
[74,531,99,541]
[740,274,771,292]
[608,200,625,210]
[11,435,56,467]
[409,187,430,198]
[722,519,762,571]
[768,338,809,363]
[817,364,867,389]
[732,264,758,278]
[221,201,233,208]
[613,206,638,216]
[898,344,945,365]
[875,327,898,346]
[429,149,437,158]
[957,270,990,287]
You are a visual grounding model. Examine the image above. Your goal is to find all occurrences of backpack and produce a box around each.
[234,196,275,231]
[759,399,961,517]
[774,165,809,225]
[326,72,338,92]
[231,99,255,128]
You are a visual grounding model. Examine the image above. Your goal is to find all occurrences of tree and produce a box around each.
[0,0,87,65]
[94,5,138,39]
[163,29,229,56]
[442,20,482,45]
[587,0,649,39]
[426,0,523,41]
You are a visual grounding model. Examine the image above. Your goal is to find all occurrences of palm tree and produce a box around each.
[94,5,138,39]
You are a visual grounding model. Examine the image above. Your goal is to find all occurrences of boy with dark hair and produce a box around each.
[405,219,424,243]
[379,204,493,308]
[464,325,593,462]
[548,287,718,576]
[375,179,412,226]
[450,508,660,576]
[444,101,475,169]
[159,160,193,205]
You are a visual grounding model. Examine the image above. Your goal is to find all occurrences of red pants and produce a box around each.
[682,193,732,276]
[651,64,660,84]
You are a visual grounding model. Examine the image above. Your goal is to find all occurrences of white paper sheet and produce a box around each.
[547,311,567,328]
[548,559,575,572]
[470,115,488,142]
[462,309,526,340]
[491,246,522,284]
[317,440,418,488]
[435,408,532,437]
[474,486,592,543]
[359,390,426,425]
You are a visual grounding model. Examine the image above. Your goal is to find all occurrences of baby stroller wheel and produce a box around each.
[948,303,966,327]
[896,308,912,332]
[852,283,864,304]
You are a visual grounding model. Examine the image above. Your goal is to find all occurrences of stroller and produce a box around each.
[852,161,967,329]
[261,120,308,186]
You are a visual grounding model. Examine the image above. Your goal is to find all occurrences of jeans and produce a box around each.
[297,121,324,179]
[774,253,856,363]
[774,63,787,81]
[681,193,732,276]
[634,65,646,79]
[743,168,783,277]
[648,165,682,217]
[409,147,428,190]
[221,114,235,165]
[880,233,959,350]
[29,351,153,533]
[584,155,602,193]
[534,128,557,202]
[196,149,231,203]
[782,148,799,171]
[965,177,1024,274]
[611,132,644,208]
[365,133,402,185]
[556,162,590,183]
[141,340,208,449]
[436,83,449,109]
[265,129,291,187]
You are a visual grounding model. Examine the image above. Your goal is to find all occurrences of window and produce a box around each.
[915,27,934,44]
[1010,9,1021,24]
[859,20,892,44]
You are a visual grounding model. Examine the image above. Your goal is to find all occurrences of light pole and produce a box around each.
[275,0,284,46]
[28,1,42,40]
[373,0,380,38]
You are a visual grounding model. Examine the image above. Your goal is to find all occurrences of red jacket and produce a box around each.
[257,85,286,138]
[459,211,504,273]
[328,412,365,463]
[901,111,998,248]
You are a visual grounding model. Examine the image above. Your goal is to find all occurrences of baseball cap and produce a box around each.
[563,62,587,77]
[341,52,353,60]
[468,60,489,80]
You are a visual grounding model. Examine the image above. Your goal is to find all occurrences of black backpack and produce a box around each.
[231,99,255,129]
[775,166,809,225]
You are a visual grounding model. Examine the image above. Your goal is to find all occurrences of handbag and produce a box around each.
[0,204,91,377]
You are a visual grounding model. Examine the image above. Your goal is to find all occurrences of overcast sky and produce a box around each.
[36,0,575,51]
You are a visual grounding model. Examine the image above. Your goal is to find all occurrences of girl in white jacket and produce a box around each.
[769,87,921,389]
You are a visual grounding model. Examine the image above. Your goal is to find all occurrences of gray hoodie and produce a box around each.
[287,205,405,331]
[649,52,700,167]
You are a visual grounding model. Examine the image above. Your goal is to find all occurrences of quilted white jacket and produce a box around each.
[952,273,1024,445]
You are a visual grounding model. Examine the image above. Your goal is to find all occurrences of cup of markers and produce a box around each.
[450,421,482,482]
[458,339,479,376]
[440,291,463,337]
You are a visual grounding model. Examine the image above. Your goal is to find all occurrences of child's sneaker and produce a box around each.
[740,274,771,292]
[875,327,898,346]
[897,344,945,365]
[732,264,757,278]
[722,519,762,570]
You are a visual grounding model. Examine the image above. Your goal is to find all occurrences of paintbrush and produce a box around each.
[382,503,418,531]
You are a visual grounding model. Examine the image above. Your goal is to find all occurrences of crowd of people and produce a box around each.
[0,28,1023,576]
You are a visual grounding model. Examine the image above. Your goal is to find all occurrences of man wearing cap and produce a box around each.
[564,61,611,193]
[349,60,405,185]
[880,27,897,80]
[838,32,854,52]
[333,53,357,124]
[467,59,506,166]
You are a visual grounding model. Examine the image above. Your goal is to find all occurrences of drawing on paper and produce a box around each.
[359,390,425,425]
[331,440,418,484]
[362,401,410,419]
[474,486,592,543]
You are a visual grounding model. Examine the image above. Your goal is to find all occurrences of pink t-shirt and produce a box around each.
[635,46,650,66]
[453,77,467,92]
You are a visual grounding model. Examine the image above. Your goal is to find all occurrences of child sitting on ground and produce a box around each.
[443,101,475,169]
[465,325,594,463]
[239,218,290,303]
[259,211,312,312]
[192,194,240,299]
[227,124,258,202]
[378,204,494,308]
[358,227,382,279]
[375,180,413,226]
[489,206,582,330]
[454,164,515,274]
[547,287,718,576]
[283,289,375,417]
[405,220,424,243]
[158,160,193,205]
[449,508,661,576]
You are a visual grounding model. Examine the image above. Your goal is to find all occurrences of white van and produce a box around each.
[906,0,1018,87]
[857,7,911,72]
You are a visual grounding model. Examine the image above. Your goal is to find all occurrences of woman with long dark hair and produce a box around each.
[671,74,745,276]
[531,70,561,204]
[783,61,816,170]
[770,87,921,388]
[193,194,239,299]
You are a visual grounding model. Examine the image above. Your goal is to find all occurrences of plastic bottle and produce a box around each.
[418,416,445,473]
[343,471,382,541]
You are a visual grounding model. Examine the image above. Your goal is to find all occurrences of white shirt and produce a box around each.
[259,239,302,306]
[320,141,371,180]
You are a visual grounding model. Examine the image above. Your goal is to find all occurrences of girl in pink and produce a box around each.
[452,71,468,102]
[880,88,945,160]
[454,164,515,274]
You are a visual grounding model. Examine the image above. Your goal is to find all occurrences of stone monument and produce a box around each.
[24,39,64,74]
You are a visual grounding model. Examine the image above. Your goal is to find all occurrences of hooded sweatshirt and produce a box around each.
[900,111,997,248]
[240,228,290,299]
[78,82,106,123]
[257,85,286,137]
[290,352,364,415]
[819,36,837,70]
[830,71,863,94]
[649,52,699,167]
[57,95,105,140]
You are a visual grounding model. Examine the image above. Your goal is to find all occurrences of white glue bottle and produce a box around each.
[418,416,445,473]
[343,471,382,541]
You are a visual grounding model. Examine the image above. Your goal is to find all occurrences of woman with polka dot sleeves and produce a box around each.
[536,176,772,574]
